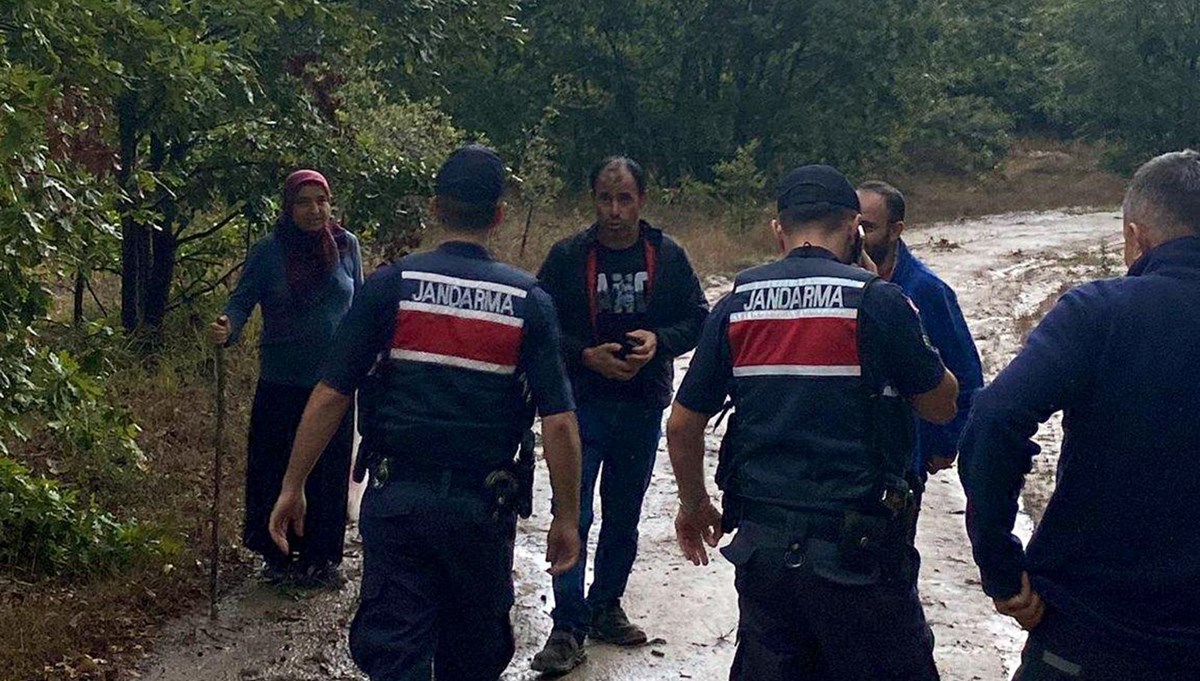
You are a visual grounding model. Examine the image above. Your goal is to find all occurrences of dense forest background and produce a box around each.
[0,0,1196,676]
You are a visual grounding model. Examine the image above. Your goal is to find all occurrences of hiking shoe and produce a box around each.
[589,601,647,646]
[258,559,289,585]
[279,560,346,590]
[531,629,587,676]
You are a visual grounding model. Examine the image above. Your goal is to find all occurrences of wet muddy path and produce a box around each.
[137,210,1122,681]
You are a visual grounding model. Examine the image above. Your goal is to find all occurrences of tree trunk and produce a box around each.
[142,133,176,332]
[144,226,176,329]
[118,114,182,338]
[73,269,86,326]
[519,203,535,258]
[117,92,146,334]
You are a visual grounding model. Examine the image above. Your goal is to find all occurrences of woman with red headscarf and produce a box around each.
[211,170,362,586]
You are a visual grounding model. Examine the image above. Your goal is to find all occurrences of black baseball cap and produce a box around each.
[776,164,860,212]
[435,144,506,203]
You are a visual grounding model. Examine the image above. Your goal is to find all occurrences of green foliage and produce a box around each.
[2,0,488,333]
[33,343,146,498]
[0,457,167,579]
[1043,0,1200,165]
[925,0,1053,132]
[518,107,565,210]
[515,105,566,256]
[713,140,767,232]
[0,7,142,493]
[898,95,1014,174]
[418,0,1019,184]
[335,80,466,260]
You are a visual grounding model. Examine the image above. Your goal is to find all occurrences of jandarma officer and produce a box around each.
[666,164,959,680]
[269,145,583,681]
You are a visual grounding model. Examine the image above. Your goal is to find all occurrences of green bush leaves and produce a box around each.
[0,457,166,579]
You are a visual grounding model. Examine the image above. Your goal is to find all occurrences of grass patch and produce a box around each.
[2,306,262,680]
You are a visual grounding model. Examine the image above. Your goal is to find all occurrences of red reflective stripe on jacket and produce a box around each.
[392,307,523,368]
[729,316,860,368]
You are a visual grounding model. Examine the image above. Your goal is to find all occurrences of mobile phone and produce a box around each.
[615,337,641,360]
[847,223,865,264]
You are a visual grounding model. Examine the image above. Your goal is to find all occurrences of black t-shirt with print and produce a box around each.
[591,239,654,402]
[594,241,650,346]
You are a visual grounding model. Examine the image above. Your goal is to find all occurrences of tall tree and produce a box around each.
[1044,0,1200,163]
[416,0,961,185]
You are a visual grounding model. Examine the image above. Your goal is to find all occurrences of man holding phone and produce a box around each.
[857,181,983,546]
[532,156,709,674]
[667,164,958,680]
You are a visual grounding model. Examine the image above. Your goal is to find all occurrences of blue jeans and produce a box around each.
[551,400,663,632]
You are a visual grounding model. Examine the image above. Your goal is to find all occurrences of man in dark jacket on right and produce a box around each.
[960,149,1200,679]
[532,156,709,674]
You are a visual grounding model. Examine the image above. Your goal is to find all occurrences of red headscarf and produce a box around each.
[277,169,346,300]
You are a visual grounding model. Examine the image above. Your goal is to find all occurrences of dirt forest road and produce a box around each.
[138,210,1123,681]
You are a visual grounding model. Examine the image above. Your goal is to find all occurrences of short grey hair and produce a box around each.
[1123,150,1200,238]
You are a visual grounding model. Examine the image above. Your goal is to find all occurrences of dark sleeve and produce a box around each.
[861,281,946,396]
[351,235,365,293]
[520,286,576,416]
[319,268,400,395]
[910,279,985,460]
[222,240,267,345]
[674,293,734,415]
[958,286,1101,599]
[536,241,589,371]
[653,242,710,358]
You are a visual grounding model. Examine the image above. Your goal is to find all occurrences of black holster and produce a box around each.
[514,429,535,519]
[485,429,535,519]
[353,439,377,484]
[836,492,918,584]
[720,491,743,533]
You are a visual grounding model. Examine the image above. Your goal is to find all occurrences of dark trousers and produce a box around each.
[1014,608,1200,681]
[729,543,939,681]
[551,400,662,632]
[243,379,352,568]
[349,481,516,681]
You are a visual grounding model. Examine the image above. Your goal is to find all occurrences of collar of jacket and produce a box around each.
[583,219,663,247]
[1127,235,1200,278]
[437,240,492,260]
[891,239,916,282]
[785,244,840,261]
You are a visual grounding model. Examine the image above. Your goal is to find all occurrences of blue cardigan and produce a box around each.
[891,240,984,473]
[223,230,363,387]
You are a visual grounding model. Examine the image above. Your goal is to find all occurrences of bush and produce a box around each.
[713,140,768,232]
[0,457,168,579]
[899,95,1013,175]
[3,325,147,503]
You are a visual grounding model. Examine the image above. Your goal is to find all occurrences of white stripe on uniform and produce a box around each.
[732,365,861,378]
[389,349,516,375]
[729,308,858,323]
[397,301,525,327]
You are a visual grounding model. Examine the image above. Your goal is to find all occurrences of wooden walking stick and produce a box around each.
[210,344,228,620]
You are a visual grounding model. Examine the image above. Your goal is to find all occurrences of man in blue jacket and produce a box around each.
[857,181,983,525]
[959,150,1200,679]
[532,157,709,675]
